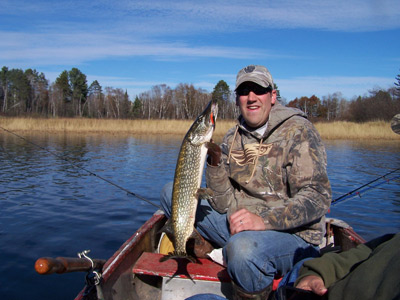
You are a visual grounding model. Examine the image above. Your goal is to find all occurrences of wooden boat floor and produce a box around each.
[132,252,231,282]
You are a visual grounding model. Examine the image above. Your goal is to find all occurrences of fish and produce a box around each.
[161,99,218,263]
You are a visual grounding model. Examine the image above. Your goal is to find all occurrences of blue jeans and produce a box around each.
[184,260,310,300]
[160,182,319,293]
[274,258,312,300]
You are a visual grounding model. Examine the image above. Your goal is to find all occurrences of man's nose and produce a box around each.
[248,91,257,100]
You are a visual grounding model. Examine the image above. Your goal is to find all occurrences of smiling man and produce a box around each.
[205,65,332,299]
[235,66,277,129]
[161,65,332,300]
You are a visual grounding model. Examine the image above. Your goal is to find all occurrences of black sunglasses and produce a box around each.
[236,85,271,96]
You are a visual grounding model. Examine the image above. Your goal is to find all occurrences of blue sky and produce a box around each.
[1,0,400,102]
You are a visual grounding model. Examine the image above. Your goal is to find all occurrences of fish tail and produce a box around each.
[159,251,196,263]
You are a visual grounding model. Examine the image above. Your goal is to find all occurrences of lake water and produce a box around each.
[0,132,399,300]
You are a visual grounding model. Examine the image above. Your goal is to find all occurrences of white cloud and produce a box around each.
[3,0,400,34]
[0,29,275,66]
[109,0,400,32]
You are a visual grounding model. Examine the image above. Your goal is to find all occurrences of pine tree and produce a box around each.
[132,96,142,118]
[212,80,230,119]
[395,70,400,97]
[0,66,9,112]
[55,70,71,102]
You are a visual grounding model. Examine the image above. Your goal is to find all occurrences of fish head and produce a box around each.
[187,99,218,145]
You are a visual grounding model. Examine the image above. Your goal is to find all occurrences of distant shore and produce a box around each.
[0,117,399,140]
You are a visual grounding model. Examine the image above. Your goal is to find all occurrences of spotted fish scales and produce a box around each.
[162,99,218,262]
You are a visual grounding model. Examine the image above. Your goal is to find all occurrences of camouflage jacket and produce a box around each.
[205,103,332,245]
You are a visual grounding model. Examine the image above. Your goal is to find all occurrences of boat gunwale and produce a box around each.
[101,210,165,281]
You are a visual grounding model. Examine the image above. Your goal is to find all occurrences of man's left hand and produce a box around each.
[206,140,222,166]
[229,208,266,235]
[296,275,328,296]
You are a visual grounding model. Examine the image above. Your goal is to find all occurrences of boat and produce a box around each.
[35,210,365,300]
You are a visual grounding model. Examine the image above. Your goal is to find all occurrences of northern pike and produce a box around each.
[161,99,218,263]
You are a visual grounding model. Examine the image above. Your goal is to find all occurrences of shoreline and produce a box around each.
[0,117,399,140]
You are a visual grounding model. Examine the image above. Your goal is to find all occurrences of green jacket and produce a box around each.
[205,103,332,245]
[296,233,400,300]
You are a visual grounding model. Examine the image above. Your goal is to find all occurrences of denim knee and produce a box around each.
[224,232,258,264]
[222,231,319,293]
[223,232,275,292]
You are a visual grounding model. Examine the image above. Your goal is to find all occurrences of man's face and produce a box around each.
[236,82,277,129]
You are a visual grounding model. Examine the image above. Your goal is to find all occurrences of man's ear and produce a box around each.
[271,90,277,105]
[236,95,240,106]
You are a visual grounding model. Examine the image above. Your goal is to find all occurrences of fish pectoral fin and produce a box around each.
[195,188,214,200]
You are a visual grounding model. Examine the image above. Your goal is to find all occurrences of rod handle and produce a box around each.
[35,257,105,275]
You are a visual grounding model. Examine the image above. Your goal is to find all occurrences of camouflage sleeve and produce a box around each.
[205,136,235,213]
[260,121,332,231]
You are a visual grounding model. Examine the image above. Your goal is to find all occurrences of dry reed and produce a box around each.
[0,117,235,137]
[0,117,399,140]
[315,121,399,140]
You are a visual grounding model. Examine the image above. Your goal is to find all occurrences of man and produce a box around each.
[161,65,331,299]
[275,232,400,300]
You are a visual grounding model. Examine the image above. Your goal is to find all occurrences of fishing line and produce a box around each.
[332,168,400,205]
[3,125,399,209]
[0,125,161,209]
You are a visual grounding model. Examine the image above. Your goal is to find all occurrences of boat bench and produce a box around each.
[132,252,231,300]
[132,252,230,282]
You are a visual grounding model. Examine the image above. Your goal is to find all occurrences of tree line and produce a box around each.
[1,66,399,122]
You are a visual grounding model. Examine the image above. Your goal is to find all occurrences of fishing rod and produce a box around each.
[332,167,400,205]
[0,125,161,209]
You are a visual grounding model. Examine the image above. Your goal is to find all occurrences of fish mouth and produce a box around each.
[210,102,218,127]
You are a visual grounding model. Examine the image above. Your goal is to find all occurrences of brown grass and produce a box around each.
[0,117,235,138]
[315,121,399,140]
[0,117,398,140]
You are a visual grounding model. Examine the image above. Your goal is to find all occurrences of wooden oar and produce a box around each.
[35,257,106,275]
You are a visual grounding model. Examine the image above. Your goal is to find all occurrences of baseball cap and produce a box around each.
[235,65,274,91]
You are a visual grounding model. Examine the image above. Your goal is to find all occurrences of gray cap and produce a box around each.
[235,65,274,91]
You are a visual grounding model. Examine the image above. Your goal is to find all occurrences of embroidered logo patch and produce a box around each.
[229,143,272,166]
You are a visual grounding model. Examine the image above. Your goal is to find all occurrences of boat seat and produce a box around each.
[132,252,231,282]
[133,252,232,300]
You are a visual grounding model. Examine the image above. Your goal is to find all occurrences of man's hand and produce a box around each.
[229,208,266,235]
[296,275,328,296]
[207,140,222,166]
